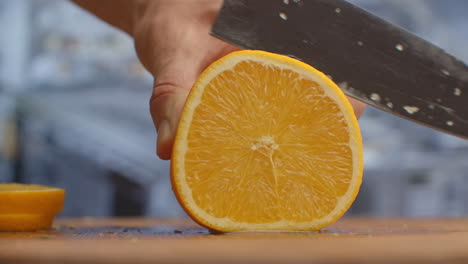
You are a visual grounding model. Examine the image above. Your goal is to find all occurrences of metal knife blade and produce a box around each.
[212,0,468,139]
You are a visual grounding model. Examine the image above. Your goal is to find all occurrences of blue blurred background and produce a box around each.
[0,0,467,218]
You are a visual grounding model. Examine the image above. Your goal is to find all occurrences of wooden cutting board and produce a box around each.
[1,218,468,263]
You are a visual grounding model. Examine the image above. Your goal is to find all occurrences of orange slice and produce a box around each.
[0,183,65,231]
[171,50,363,232]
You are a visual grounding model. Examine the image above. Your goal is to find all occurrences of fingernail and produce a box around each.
[157,119,171,144]
[157,120,172,159]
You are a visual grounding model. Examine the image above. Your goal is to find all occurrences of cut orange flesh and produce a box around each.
[171,50,363,232]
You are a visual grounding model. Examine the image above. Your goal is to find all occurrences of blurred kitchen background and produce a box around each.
[0,0,467,218]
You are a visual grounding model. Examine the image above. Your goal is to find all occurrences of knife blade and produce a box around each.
[211,0,468,139]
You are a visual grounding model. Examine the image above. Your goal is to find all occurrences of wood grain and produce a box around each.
[0,218,467,263]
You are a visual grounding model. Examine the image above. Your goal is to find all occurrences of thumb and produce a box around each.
[150,64,198,160]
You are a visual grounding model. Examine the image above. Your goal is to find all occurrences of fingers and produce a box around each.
[150,84,189,160]
[150,62,197,160]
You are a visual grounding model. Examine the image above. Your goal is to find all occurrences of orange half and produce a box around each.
[0,183,65,231]
[171,50,363,232]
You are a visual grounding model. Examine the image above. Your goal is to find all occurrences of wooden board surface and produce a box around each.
[1,218,468,263]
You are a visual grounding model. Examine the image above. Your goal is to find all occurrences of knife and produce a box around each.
[211,0,468,139]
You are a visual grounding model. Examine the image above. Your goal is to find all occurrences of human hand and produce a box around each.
[72,0,365,160]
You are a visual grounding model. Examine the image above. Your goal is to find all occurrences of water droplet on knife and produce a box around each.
[403,106,420,114]
[279,12,288,20]
[338,81,349,90]
[395,44,405,51]
[370,93,381,102]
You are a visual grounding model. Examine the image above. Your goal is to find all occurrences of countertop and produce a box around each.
[1,217,468,263]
